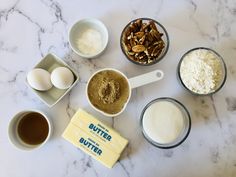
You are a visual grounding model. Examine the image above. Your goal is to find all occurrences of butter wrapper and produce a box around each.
[62,123,119,168]
[71,109,128,154]
[62,109,128,168]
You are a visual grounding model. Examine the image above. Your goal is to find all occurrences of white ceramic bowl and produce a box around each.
[69,18,109,58]
[8,110,52,151]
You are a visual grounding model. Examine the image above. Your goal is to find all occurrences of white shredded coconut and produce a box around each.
[77,28,102,55]
[180,49,223,94]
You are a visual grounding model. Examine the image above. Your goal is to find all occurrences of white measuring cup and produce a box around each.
[86,68,164,117]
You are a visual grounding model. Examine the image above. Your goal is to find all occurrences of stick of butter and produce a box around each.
[62,109,128,168]
[62,123,119,168]
[71,109,128,154]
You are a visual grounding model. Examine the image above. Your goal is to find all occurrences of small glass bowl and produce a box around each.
[140,97,191,149]
[177,47,227,96]
[120,18,169,66]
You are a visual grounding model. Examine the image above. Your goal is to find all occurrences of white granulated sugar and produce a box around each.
[77,28,102,55]
[180,49,223,94]
[142,101,184,144]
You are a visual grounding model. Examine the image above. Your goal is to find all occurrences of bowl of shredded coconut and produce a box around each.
[69,18,108,58]
[177,47,227,95]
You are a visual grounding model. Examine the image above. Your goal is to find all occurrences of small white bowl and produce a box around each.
[8,110,52,151]
[69,18,109,58]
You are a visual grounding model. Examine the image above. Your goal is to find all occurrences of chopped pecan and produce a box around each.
[150,21,158,31]
[130,38,136,46]
[135,32,145,39]
[132,45,146,53]
[139,34,146,45]
[135,19,142,29]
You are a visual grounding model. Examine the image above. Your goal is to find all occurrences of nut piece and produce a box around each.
[122,19,165,64]
[135,32,144,39]
[132,45,146,53]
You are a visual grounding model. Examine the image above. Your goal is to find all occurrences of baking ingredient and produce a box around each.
[180,49,223,94]
[98,79,120,104]
[122,19,165,64]
[62,109,128,168]
[63,123,119,168]
[87,70,129,114]
[70,109,128,154]
[17,112,49,145]
[77,28,102,55]
[142,100,184,144]
[27,68,52,91]
[51,67,74,89]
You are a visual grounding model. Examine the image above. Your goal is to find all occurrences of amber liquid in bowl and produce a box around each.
[17,112,49,145]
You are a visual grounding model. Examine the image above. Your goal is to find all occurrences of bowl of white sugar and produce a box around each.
[69,18,108,58]
[177,47,227,95]
[140,97,191,149]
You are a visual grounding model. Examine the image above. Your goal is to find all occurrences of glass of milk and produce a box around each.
[140,97,191,149]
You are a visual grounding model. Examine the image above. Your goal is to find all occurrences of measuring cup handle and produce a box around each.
[128,70,164,89]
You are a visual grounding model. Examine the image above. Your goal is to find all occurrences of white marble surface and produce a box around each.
[1,0,236,176]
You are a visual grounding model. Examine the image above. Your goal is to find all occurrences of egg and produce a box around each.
[51,67,74,89]
[27,68,53,91]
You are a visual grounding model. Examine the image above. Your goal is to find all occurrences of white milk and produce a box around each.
[142,100,184,144]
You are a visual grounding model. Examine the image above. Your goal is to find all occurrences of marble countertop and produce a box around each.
[1,0,236,177]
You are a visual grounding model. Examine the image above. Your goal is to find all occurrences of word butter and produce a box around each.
[62,109,128,168]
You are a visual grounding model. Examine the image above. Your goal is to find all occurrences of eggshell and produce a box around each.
[27,68,53,91]
[51,67,74,89]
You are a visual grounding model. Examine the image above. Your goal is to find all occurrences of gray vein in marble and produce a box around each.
[84,157,99,177]
[0,0,68,58]
[210,95,222,128]
[47,45,56,53]
[72,160,77,166]
[112,116,135,171]
[229,66,236,80]
[81,58,104,71]
[0,65,9,73]
[8,70,24,83]
[188,0,197,12]
[111,117,115,128]
[76,150,99,177]
[0,69,24,84]
[0,41,17,53]
[187,0,216,41]
[0,3,45,57]
[64,163,70,177]
[210,146,220,164]
[40,0,67,26]
[0,0,19,22]
[111,117,134,174]
[40,0,69,54]
[65,92,76,119]
[14,9,45,33]
[212,0,236,39]
[154,0,163,17]
[125,144,134,169]
[118,160,130,177]
[65,53,105,82]
[225,97,236,112]
[163,149,174,158]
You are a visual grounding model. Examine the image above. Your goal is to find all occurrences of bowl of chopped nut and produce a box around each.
[120,18,169,66]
